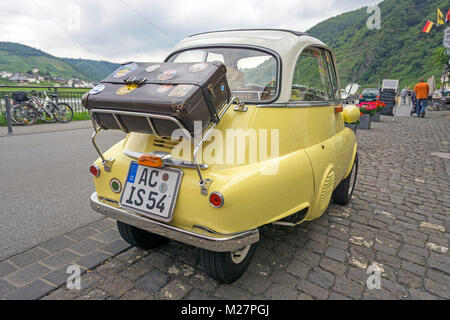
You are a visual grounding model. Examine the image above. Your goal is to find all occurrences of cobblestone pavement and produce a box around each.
[1,109,449,300]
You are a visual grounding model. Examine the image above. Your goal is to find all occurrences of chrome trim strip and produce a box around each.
[123,149,209,170]
[257,102,335,108]
[91,192,259,252]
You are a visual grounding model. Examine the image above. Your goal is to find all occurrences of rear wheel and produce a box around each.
[11,103,37,125]
[201,243,257,284]
[54,103,73,123]
[117,221,168,250]
[333,153,358,205]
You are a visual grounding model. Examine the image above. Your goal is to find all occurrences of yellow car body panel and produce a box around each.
[92,103,357,234]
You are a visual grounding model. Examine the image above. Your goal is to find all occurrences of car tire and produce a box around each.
[117,221,168,250]
[333,153,358,205]
[201,243,257,284]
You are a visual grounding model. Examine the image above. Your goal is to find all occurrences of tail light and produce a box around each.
[360,94,364,98]
[209,192,224,208]
[90,164,100,177]
[376,95,380,98]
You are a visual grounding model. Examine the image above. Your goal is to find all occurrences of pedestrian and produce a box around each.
[413,79,430,118]
[400,87,408,106]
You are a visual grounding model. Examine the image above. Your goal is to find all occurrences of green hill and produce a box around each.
[307,0,449,89]
[0,42,119,82]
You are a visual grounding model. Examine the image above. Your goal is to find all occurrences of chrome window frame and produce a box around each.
[286,45,340,107]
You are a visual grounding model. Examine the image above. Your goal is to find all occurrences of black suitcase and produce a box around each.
[82,61,231,137]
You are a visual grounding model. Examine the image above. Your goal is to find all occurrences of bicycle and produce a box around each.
[11,90,74,125]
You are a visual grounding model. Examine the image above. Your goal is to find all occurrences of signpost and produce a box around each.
[381,79,399,91]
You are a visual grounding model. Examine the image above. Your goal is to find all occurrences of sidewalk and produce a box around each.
[1,111,449,300]
[0,120,92,138]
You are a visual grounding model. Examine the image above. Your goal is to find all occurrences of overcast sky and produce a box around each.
[0,0,381,63]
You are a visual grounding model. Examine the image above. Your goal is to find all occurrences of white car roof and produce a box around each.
[168,29,331,103]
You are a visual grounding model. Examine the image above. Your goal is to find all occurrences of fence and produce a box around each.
[0,85,91,125]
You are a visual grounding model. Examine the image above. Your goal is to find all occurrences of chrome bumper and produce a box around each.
[90,192,259,252]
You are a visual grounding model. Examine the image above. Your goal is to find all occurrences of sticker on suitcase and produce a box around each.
[157,84,173,93]
[189,63,209,73]
[89,84,105,95]
[157,70,177,81]
[168,85,194,97]
[146,65,160,73]
[113,63,138,79]
[116,84,139,95]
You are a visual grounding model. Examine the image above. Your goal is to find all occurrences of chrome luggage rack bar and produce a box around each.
[89,97,242,195]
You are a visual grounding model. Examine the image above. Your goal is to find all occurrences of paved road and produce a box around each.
[0,121,125,260]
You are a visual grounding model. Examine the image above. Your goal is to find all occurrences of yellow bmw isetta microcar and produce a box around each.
[86,29,360,284]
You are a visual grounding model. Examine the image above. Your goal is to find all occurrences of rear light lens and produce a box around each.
[376,95,380,98]
[335,105,343,113]
[110,178,122,193]
[209,192,224,208]
[138,154,164,168]
[360,94,364,98]
[90,165,100,177]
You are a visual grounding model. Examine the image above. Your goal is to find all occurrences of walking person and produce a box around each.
[400,87,408,106]
[414,79,430,118]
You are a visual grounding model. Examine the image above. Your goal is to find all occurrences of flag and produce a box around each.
[437,8,445,25]
[446,8,450,23]
[422,20,434,33]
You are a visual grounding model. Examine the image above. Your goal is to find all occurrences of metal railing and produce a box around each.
[0,85,90,124]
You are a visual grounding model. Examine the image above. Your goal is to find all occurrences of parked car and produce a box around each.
[340,83,359,104]
[86,29,360,283]
[359,88,380,103]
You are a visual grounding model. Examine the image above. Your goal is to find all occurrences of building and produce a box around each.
[9,73,29,83]
[68,78,93,88]
[0,71,13,78]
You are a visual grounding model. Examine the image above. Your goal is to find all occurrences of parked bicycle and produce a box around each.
[11,90,73,125]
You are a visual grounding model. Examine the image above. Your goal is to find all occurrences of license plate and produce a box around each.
[119,162,183,222]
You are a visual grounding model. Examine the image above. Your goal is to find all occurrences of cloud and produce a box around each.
[0,0,382,62]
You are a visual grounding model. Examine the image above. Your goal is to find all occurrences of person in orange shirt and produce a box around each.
[414,79,430,118]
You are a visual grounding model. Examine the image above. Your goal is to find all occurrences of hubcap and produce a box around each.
[230,245,251,264]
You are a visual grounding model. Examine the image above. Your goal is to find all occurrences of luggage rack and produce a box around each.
[90,97,242,195]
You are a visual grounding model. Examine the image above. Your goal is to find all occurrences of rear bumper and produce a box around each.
[90,192,259,252]
[359,98,377,102]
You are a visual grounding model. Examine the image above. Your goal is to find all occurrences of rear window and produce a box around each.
[167,47,279,103]
[362,89,379,95]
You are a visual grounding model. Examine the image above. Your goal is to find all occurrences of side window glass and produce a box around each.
[291,47,333,102]
[206,52,224,63]
[324,50,338,101]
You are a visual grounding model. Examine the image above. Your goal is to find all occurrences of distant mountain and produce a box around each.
[0,42,119,82]
[307,0,449,88]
